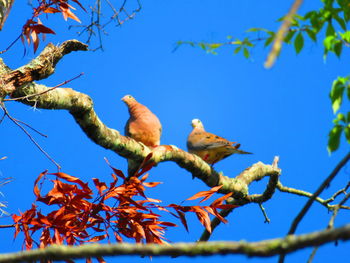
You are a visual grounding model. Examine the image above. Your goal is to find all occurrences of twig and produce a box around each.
[307,186,350,262]
[277,181,350,210]
[324,181,350,204]
[258,203,270,223]
[278,151,350,263]
[288,151,350,234]
[0,104,61,170]
[11,118,47,138]
[4,73,84,102]
[264,0,304,68]
[0,224,14,228]
[328,192,350,229]
[307,246,319,263]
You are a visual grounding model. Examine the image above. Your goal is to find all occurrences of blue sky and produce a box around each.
[1,0,350,262]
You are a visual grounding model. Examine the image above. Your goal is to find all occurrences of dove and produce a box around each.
[187,119,251,165]
[122,95,162,147]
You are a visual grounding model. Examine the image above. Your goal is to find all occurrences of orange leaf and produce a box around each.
[186,185,223,202]
[34,170,48,198]
[192,206,211,233]
[43,7,61,14]
[211,192,233,207]
[143,182,162,188]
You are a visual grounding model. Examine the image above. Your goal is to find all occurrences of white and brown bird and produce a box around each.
[122,95,162,147]
[187,119,251,165]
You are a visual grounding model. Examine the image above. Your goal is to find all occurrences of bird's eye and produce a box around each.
[128,95,132,98]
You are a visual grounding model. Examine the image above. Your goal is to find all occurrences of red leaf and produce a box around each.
[43,7,61,14]
[211,192,233,207]
[186,185,223,202]
[192,206,211,233]
[143,182,162,188]
[71,0,87,12]
[32,24,55,34]
[34,170,48,198]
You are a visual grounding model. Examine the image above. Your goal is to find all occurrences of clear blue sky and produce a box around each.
[1,1,350,262]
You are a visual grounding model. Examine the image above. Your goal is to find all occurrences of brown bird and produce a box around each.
[187,119,251,165]
[122,95,162,147]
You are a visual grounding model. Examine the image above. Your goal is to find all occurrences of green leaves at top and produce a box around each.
[294,32,304,54]
[328,75,350,153]
[330,76,349,113]
[328,124,343,153]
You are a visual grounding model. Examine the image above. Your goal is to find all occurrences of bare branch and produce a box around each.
[0,103,61,169]
[277,181,350,210]
[278,151,350,263]
[0,0,14,30]
[0,224,350,262]
[264,0,304,68]
[0,40,88,96]
[288,151,350,235]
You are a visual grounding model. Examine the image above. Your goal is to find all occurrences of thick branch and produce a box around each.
[1,224,350,262]
[0,40,88,95]
[1,40,281,203]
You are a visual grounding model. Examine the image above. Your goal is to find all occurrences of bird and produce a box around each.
[187,119,251,165]
[122,95,162,147]
[122,95,162,178]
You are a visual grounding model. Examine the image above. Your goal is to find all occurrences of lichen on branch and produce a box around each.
[0,40,281,205]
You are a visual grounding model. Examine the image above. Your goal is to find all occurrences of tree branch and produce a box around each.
[0,41,281,203]
[288,151,350,235]
[0,0,14,30]
[0,40,88,96]
[277,181,350,210]
[264,0,303,68]
[1,224,350,262]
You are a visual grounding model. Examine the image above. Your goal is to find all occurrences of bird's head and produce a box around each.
[121,95,136,105]
[191,118,204,129]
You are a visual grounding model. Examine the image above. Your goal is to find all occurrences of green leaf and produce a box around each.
[328,125,343,153]
[333,14,347,31]
[330,78,346,113]
[294,32,304,54]
[264,36,274,47]
[326,22,336,37]
[334,41,343,57]
[347,85,350,100]
[199,43,207,50]
[243,47,250,58]
[246,27,267,33]
[340,31,350,43]
[209,43,223,49]
[337,113,346,123]
[323,35,335,51]
[284,30,296,43]
[345,125,350,144]
[306,28,317,42]
[233,46,242,54]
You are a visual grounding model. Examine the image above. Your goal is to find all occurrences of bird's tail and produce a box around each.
[232,143,252,154]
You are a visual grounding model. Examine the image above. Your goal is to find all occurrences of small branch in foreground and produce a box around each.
[264,0,304,68]
[1,224,350,262]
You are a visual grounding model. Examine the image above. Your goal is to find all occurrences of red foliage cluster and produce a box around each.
[13,160,236,257]
[22,0,85,52]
